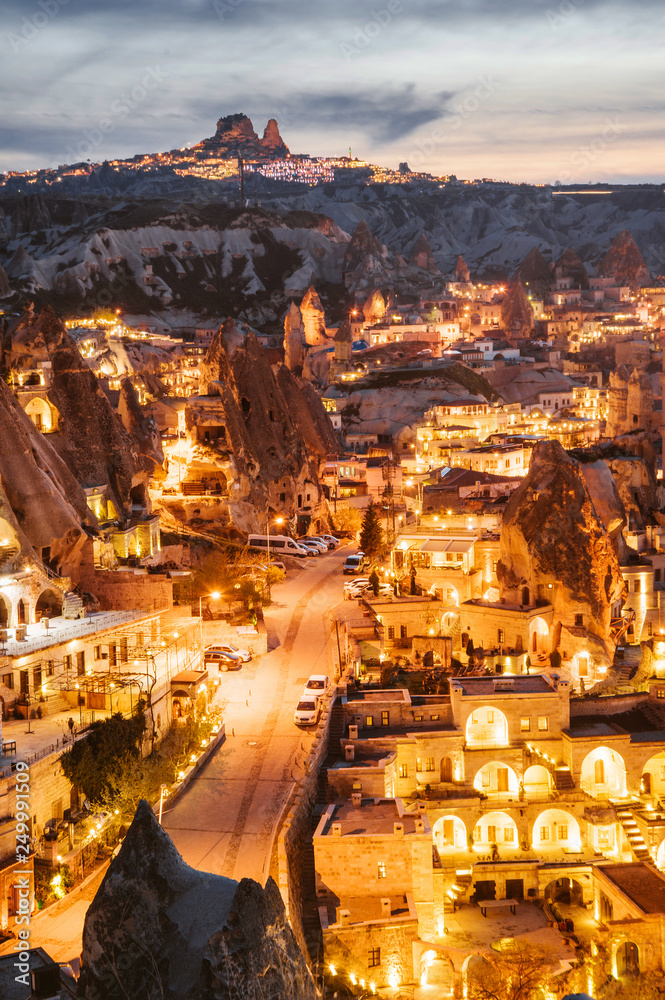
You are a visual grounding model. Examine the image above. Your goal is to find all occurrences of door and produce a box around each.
[506,878,524,900]
[497,767,509,792]
[475,880,496,901]
[440,757,452,783]
[443,819,455,845]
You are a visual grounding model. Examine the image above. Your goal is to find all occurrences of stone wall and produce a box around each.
[569,692,648,717]
[78,567,173,612]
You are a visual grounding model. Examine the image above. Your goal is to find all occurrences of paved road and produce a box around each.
[0,549,346,967]
[162,548,346,881]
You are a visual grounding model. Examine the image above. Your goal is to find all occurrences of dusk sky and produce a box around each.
[2,0,663,183]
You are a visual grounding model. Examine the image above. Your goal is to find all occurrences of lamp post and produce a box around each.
[158,784,168,825]
[199,592,221,653]
[266,514,284,565]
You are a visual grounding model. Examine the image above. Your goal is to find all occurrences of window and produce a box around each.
[414,715,423,722]
[538,717,548,732]
[381,711,390,727]
[416,758,423,772]
[377,862,386,879]
[46,661,54,677]
[487,825,496,842]
[94,645,101,660]
[399,764,408,778]
[120,638,128,663]
[387,626,395,640]
[471,712,478,725]
[634,580,641,594]
[540,826,550,841]
[575,613,584,627]
[76,651,85,676]
[425,757,435,772]
[520,718,530,732]
[595,759,605,784]
[504,827,514,842]
[557,825,568,840]
[365,716,374,727]
[498,629,505,644]
[658,688,665,699]
[487,710,494,724]
[648,622,653,637]
[368,947,381,968]
[482,770,490,788]
[2,673,13,689]
[400,625,407,639]
[431,714,440,721]
[656,569,661,583]
[64,654,72,672]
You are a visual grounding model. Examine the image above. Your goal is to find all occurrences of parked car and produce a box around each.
[344,576,370,594]
[308,535,336,550]
[294,697,320,726]
[303,674,331,700]
[343,553,369,574]
[318,534,341,548]
[298,537,328,553]
[206,642,252,662]
[203,649,242,672]
[299,541,322,556]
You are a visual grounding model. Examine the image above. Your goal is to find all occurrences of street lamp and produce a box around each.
[267,515,284,564]
[158,784,168,825]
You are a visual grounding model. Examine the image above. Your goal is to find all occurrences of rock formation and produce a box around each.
[597,229,651,288]
[409,233,438,273]
[300,286,328,346]
[334,318,353,364]
[194,329,332,529]
[498,440,625,664]
[77,800,315,1000]
[195,113,289,159]
[500,280,534,338]
[555,247,589,289]
[2,307,149,517]
[362,289,386,325]
[455,255,471,283]
[0,376,94,577]
[514,246,552,294]
[606,365,653,437]
[0,263,11,298]
[117,379,164,478]
[283,301,304,370]
[10,193,51,236]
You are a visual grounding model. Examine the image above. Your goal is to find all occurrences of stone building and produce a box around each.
[606,366,654,437]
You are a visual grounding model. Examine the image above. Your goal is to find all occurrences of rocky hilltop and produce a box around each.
[195,113,289,159]
[77,800,315,1000]
[498,440,625,665]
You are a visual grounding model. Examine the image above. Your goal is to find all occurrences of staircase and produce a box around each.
[616,806,651,861]
[553,766,575,791]
[316,701,346,805]
[62,591,85,620]
[641,703,665,730]
[444,872,473,913]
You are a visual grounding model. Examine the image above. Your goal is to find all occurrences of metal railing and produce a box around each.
[0,610,146,657]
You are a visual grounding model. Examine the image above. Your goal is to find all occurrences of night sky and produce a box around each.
[1,0,663,182]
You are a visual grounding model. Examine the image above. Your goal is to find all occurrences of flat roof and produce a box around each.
[319,799,423,836]
[450,675,556,696]
[600,863,665,914]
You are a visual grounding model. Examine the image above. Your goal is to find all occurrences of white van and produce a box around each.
[248,534,308,557]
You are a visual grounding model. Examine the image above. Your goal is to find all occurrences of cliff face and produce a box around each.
[77,800,315,1000]
[555,247,589,289]
[498,440,625,659]
[515,246,552,293]
[597,229,651,288]
[0,376,94,576]
[409,234,438,273]
[300,285,328,346]
[195,329,332,529]
[195,113,290,159]
[4,307,148,517]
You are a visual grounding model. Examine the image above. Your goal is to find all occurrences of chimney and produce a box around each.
[381,898,392,918]
[351,791,362,809]
[339,909,351,926]
[332,822,342,836]
[417,802,427,813]
[415,818,425,833]
[394,822,404,836]
[349,724,358,740]
[345,744,355,761]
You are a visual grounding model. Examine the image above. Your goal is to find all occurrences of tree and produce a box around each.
[410,566,417,595]
[359,502,384,561]
[331,507,362,538]
[466,942,556,1000]
[61,710,146,804]
[369,568,380,596]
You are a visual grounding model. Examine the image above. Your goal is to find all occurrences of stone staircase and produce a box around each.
[553,766,575,792]
[444,872,473,913]
[62,591,85,620]
[616,805,651,862]
[316,702,346,805]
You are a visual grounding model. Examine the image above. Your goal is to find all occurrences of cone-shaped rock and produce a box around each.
[77,800,316,1000]
[300,285,327,346]
[555,247,589,289]
[597,229,651,289]
[455,255,471,282]
[500,280,535,337]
